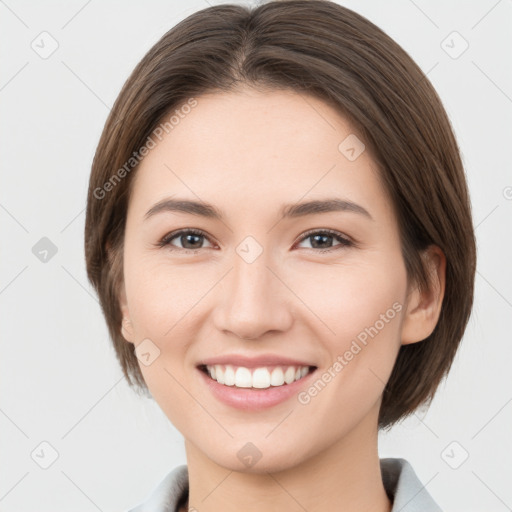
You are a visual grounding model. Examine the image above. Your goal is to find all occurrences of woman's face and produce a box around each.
[120,87,410,472]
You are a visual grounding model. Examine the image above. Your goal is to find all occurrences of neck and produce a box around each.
[181,411,392,512]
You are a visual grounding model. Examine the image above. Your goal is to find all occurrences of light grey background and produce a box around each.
[1,0,511,510]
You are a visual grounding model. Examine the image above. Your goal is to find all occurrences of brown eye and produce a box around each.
[157,228,353,254]
[158,229,214,251]
[295,229,353,252]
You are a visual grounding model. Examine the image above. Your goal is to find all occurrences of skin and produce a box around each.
[118,86,446,512]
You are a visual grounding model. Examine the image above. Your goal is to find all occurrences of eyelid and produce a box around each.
[157,228,215,250]
[157,227,355,252]
[292,228,354,248]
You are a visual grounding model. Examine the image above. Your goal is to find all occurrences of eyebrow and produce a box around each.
[144,197,373,222]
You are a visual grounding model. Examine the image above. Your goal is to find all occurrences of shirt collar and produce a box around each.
[128,458,442,511]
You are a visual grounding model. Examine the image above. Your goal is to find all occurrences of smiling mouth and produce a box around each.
[198,364,317,389]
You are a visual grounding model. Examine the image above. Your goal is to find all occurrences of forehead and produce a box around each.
[128,87,390,222]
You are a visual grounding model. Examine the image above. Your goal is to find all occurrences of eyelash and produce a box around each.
[156,228,354,253]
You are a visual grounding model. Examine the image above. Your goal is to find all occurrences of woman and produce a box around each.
[84,1,476,510]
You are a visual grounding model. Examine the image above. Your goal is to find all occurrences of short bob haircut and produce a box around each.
[84,0,476,430]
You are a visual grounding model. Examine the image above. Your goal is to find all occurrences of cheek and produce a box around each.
[123,258,195,422]
[290,255,407,413]
[323,259,406,407]
[290,255,407,344]
[124,255,198,338]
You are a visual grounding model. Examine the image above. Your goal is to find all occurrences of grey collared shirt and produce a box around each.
[127,458,442,511]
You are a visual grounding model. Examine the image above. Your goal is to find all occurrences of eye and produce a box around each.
[157,228,353,253]
[157,228,214,252]
[294,229,353,253]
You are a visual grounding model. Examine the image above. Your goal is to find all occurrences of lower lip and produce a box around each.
[197,367,317,410]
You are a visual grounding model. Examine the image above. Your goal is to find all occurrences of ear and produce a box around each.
[401,245,446,345]
[119,281,135,344]
[106,239,135,344]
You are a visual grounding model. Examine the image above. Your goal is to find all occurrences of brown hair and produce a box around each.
[84,0,476,429]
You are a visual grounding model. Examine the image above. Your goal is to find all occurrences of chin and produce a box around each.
[199,438,310,475]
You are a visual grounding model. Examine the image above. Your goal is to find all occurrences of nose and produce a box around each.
[212,248,294,341]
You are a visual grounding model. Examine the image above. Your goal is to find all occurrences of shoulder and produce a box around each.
[125,458,442,512]
[381,457,443,511]
[125,465,189,512]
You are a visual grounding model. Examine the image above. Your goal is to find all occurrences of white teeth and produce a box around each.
[235,367,252,388]
[215,366,225,384]
[252,368,271,388]
[284,366,296,384]
[270,367,284,386]
[205,364,312,389]
[224,365,235,386]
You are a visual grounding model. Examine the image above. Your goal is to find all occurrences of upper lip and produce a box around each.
[197,354,317,369]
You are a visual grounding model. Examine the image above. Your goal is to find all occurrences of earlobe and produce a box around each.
[121,317,135,344]
[119,282,135,344]
[107,240,134,344]
[401,245,446,345]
